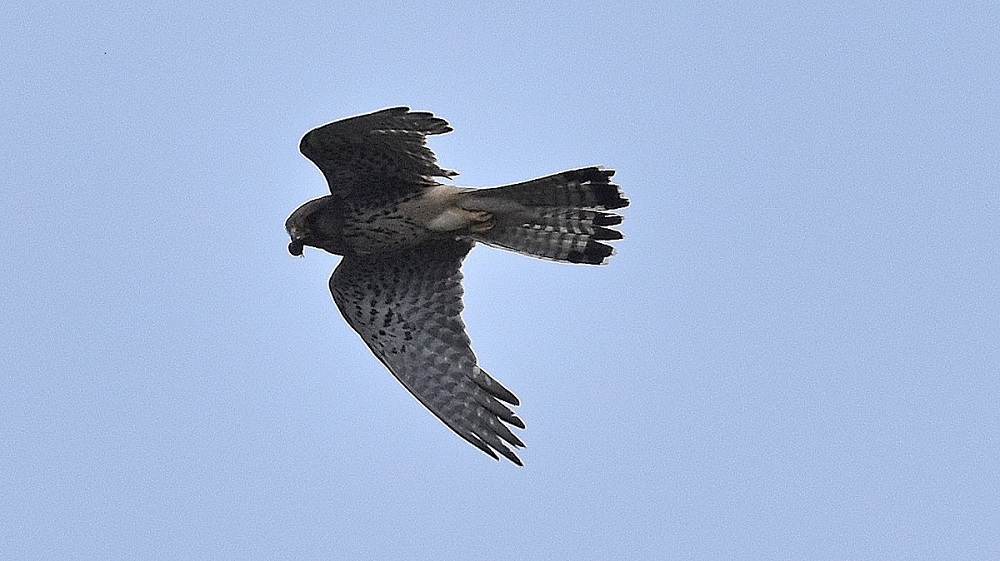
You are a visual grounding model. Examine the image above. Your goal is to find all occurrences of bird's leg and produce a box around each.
[465,210,495,233]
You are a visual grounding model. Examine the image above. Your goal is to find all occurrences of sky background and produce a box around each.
[3,1,998,559]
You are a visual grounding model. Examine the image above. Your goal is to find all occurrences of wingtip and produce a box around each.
[463,427,525,466]
[495,445,524,466]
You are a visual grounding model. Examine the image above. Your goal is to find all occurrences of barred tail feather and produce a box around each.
[460,167,628,265]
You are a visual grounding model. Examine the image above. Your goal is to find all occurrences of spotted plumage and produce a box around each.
[286,107,628,465]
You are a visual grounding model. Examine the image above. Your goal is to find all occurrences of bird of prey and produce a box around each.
[285,107,628,465]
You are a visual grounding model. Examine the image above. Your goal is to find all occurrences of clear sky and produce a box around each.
[3,1,998,559]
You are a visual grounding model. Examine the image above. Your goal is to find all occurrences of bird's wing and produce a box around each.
[300,106,457,197]
[329,238,525,465]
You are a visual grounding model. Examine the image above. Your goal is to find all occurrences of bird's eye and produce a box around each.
[288,240,304,256]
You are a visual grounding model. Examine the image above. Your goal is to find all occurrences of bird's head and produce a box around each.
[285,195,342,257]
[285,200,316,257]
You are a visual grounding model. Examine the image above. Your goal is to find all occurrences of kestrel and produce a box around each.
[286,107,628,465]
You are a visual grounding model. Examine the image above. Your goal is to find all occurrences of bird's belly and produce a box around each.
[342,212,436,255]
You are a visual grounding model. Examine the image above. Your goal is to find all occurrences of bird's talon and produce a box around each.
[468,211,494,233]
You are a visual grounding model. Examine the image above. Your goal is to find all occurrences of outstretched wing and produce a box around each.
[300,106,457,196]
[329,238,526,465]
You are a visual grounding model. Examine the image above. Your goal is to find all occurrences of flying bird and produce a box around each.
[285,107,628,465]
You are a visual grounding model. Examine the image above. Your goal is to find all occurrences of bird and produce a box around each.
[285,107,628,465]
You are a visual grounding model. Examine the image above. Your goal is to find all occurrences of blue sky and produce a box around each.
[3,1,998,559]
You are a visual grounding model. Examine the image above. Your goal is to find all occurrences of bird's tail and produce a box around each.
[457,167,629,264]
